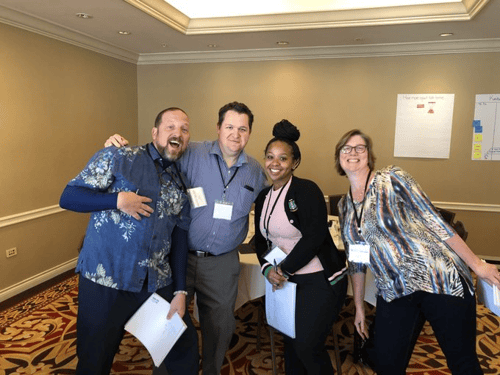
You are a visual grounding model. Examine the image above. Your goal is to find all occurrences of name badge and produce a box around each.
[348,243,371,264]
[213,200,233,220]
[187,187,207,209]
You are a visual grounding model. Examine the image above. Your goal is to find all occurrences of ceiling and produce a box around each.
[0,0,499,64]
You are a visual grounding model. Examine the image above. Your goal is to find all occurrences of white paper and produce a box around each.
[394,94,455,158]
[477,278,500,317]
[471,94,500,161]
[125,293,187,367]
[265,279,297,338]
[264,246,287,265]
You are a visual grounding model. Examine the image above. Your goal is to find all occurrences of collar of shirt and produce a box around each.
[147,142,174,170]
[209,141,248,168]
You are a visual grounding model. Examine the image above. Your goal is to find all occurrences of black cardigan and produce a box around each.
[254,176,347,283]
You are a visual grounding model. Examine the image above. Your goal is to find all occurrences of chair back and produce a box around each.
[329,194,345,216]
[436,207,468,242]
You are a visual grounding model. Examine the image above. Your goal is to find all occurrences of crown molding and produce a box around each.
[123,0,189,34]
[1,1,497,66]
[125,0,490,35]
[0,5,139,64]
[137,38,500,65]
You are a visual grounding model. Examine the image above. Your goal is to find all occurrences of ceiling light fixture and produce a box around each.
[207,44,218,48]
[162,43,168,48]
[276,41,289,46]
[118,31,131,35]
[75,13,92,19]
[440,33,454,37]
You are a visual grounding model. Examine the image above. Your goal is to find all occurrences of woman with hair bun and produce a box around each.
[254,120,348,374]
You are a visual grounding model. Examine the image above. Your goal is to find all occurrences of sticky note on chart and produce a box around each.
[473,144,482,151]
[473,120,482,133]
[473,151,482,159]
[474,134,483,142]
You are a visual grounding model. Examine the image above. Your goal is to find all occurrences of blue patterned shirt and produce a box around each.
[339,166,473,302]
[66,143,190,293]
[178,141,268,255]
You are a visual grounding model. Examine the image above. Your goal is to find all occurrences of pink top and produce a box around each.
[259,177,323,275]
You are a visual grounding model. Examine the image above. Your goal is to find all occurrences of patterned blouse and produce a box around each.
[338,166,473,303]
[67,143,190,293]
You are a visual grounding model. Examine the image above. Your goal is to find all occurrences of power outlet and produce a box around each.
[6,247,17,258]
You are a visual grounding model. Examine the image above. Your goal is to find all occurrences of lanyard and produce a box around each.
[349,172,371,235]
[216,157,239,199]
[263,186,286,249]
[147,143,187,193]
[154,160,187,193]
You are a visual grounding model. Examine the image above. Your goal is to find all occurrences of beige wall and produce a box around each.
[1,20,498,295]
[0,23,138,292]
[138,53,500,257]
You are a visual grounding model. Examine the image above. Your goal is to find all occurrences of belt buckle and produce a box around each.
[193,250,209,257]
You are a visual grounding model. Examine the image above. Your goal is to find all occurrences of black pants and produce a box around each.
[369,280,482,375]
[282,272,348,375]
[76,275,199,375]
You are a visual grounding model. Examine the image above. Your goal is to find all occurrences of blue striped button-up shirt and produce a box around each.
[178,141,268,255]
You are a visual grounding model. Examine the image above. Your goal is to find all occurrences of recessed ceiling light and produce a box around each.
[207,44,218,48]
[118,31,131,35]
[75,13,92,19]
[276,41,289,46]
[440,33,454,37]
[162,43,168,48]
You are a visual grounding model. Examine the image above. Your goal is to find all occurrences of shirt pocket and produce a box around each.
[233,185,256,218]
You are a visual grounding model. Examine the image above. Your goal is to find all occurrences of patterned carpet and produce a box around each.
[1,275,500,375]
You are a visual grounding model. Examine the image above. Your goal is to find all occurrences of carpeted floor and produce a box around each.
[1,275,500,374]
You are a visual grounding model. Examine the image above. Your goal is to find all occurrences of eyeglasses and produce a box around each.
[340,145,367,154]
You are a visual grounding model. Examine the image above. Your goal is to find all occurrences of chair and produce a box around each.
[452,220,468,241]
[436,207,468,241]
[329,194,345,217]
[436,207,456,225]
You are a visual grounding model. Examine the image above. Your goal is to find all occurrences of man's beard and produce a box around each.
[158,138,185,161]
[162,148,182,161]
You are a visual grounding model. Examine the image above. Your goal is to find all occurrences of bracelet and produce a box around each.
[173,290,188,296]
[263,265,272,278]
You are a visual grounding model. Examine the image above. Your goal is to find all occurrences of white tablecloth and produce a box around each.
[235,253,266,311]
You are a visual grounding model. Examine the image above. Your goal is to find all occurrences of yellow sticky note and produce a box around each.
[474,143,482,151]
[474,134,483,142]
[473,151,482,159]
